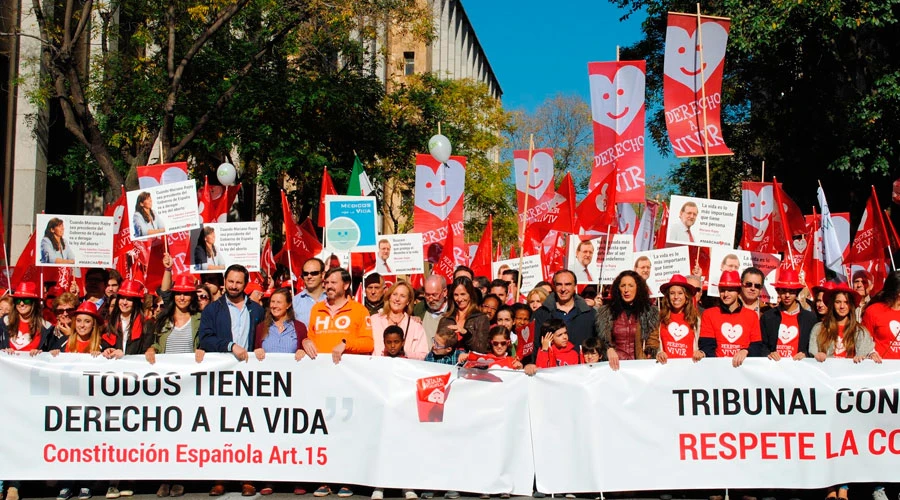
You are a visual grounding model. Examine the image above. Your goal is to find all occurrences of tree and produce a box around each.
[506,93,594,194]
[28,0,431,199]
[379,73,518,247]
[610,0,900,213]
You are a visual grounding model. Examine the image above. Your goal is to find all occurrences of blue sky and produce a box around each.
[462,0,676,180]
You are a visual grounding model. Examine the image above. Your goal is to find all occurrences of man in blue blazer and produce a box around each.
[199,264,265,361]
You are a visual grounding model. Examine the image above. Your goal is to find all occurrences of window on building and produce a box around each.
[404,52,415,75]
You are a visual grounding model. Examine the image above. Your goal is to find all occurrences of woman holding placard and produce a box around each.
[194,226,225,270]
[444,277,490,353]
[655,274,703,364]
[133,192,165,237]
[371,281,428,360]
[39,217,75,264]
[595,270,660,370]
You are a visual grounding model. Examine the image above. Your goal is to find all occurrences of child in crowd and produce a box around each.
[511,303,531,331]
[485,325,522,369]
[581,337,602,364]
[536,318,580,368]
[383,325,406,358]
[495,306,514,329]
[424,324,463,365]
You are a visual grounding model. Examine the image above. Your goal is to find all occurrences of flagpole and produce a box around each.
[884,209,899,271]
[871,185,896,270]
[773,177,795,268]
[599,225,613,287]
[516,135,534,297]
[696,3,712,199]
[1,229,9,295]
[760,161,765,182]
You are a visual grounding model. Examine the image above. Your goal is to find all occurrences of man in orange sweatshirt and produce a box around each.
[302,267,374,364]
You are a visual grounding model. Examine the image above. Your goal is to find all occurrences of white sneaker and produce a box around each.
[404,491,418,500]
[874,488,888,500]
[118,491,133,497]
[372,489,384,500]
[106,487,120,499]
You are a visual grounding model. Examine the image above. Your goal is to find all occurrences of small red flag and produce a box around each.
[318,167,338,227]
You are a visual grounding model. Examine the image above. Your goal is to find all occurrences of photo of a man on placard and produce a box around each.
[375,238,393,275]
[668,201,699,243]
[573,239,595,284]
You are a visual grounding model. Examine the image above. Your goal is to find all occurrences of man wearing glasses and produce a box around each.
[413,275,448,346]
[292,258,327,326]
[739,267,770,316]
[524,269,597,375]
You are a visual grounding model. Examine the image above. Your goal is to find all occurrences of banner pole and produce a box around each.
[696,3,712,199]
[1,231,10,295]
[516,135,534,298]
[761,160,765,182]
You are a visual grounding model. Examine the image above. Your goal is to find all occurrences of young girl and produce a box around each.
[51,302,109,356]
[810,284,880,363]
[656,274,703,364]
[382,325,406,358]
[581,337,601,364]
[481,326,522,369]
[494,306,514,330]
[536,318,580,368]
[1,282,52,354]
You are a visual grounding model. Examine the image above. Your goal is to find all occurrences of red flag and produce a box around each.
[848,186,889,264]
[576,168,617,233]
[588,61,647,202]
[414,154,467,252]
[470,216,493,278]
[10,231,40,291]
[551,173,577,234]
[663,13,733,157]
[261,238,277,277]
[136,162,189,188]
[655,202,670,249]
[318,167,337,227]
[771,178,808,254]
[514,149,557,242]
[494,241,502,263]
[515,320,536,360]
[277,191,323,278]
[509,245,517,259]
[105,187,150,278]
[199,177,241,224]
[802,211,826,291]
[432,220,457,283]
[884,209,900,252]
[541,231,568,282]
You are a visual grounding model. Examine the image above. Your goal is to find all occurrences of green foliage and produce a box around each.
[612,0,900,212]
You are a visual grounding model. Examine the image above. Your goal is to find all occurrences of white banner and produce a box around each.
[530,358,900,492]
[0,354,534,494]
[36,214,114,268]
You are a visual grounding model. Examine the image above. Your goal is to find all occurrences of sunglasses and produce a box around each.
[742,282,764,290]
[197,294,210,301]
[152,303,162,310]
[55,307,75,315]
[301,270,321,277]
[491,340,510,347]
[14,299,34,306]
[174,291,193,297]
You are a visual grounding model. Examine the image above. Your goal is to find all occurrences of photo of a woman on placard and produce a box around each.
[133,192,165,237]
[39,218,75,264]
[193,226,225,271]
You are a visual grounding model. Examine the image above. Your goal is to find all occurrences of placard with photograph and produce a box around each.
[492,255,543,292]
[126,180,200,240]
[190,222,261,273]
[374,234,425,276]
[36,214,114,268]
[632,246,691,297]
[666,195,738,247]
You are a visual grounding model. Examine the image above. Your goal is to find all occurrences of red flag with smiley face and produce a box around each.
[663,13,733,158]
[588,61,646,203]
[414,154,466,258]
[514,148,558,242]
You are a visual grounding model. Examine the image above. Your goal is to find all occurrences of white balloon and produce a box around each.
[428,134,452,163]
[217,162,237,186]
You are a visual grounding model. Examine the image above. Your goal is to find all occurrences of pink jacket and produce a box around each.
[370,312,429,360]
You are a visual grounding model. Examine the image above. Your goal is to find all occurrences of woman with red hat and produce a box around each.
[760,268,818,361]
[50,301,109,355]
[810,283,879,362]
[699,270,765,367]
[656,274,703,364]
[0,282,52,355]
[861,270,900,359]
[103,279,154,358]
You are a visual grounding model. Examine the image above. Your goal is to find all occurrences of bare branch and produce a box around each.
[0,31,54,46]
[63,0,75,47]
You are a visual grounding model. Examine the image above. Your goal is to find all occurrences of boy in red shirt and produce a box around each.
[536,318,580,368]
[699,270,764,367]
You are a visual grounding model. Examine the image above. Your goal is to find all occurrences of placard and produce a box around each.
[597,234,635,285]
[707,246,781,302]
[36,214,114,268]
[666,195,738,247]
[492,255,543,292]
[190,222,261,273]
[632,246,691,297]
[374,234,425,276]
[126,180,200,240]
[324,196,378,252]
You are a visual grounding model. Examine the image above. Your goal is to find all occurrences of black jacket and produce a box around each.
[760,306,818,357]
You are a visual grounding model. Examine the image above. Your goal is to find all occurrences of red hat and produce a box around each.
[171,274,198,293]
[13,282,41,299]
[659,274,696,295]
[117,279,145,298]
[717,270,742,289]
[245,282,263,295]
[46,285,65,298]
[263,287,275,298]
[72,301,103,322]
[826,282,862,307]
[811,281,836,296]
[772,268,804,290]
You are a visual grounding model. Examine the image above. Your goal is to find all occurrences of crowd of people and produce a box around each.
[2,253,899,500]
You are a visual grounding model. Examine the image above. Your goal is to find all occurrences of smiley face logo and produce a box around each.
[326,217,361,251]
[589,65,645,133]
[664,21,729,92]
[514,151,554,200]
